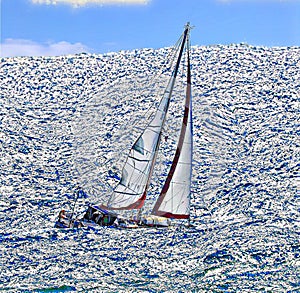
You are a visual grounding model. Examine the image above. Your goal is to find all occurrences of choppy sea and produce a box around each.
[0,44,299,292]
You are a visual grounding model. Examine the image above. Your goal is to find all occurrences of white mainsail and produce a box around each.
[152,47,192,219]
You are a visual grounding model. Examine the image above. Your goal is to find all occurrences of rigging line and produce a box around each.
[130,41,182,108]
[127,55,182,139]
[97,37,187,191]
[95,43,183,180]
[143,33,184,90]
[140,42,185,142]
[126,32,185,126]
[90,46,179,137]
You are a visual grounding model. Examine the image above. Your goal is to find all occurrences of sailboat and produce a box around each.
[55,23,193,229]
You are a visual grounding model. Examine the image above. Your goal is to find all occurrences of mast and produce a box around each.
[101,24,190,211]
[152,23,192,219]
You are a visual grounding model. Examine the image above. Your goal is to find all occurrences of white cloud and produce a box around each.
[31,0,149,6]
[0,39,91,57]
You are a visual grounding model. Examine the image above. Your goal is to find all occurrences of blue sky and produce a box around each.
[1,0,300,57]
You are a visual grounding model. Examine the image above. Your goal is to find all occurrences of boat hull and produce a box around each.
[54,207,172,229]
[54,206,119,229]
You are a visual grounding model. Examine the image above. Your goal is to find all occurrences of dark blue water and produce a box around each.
[0,45,299,292]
